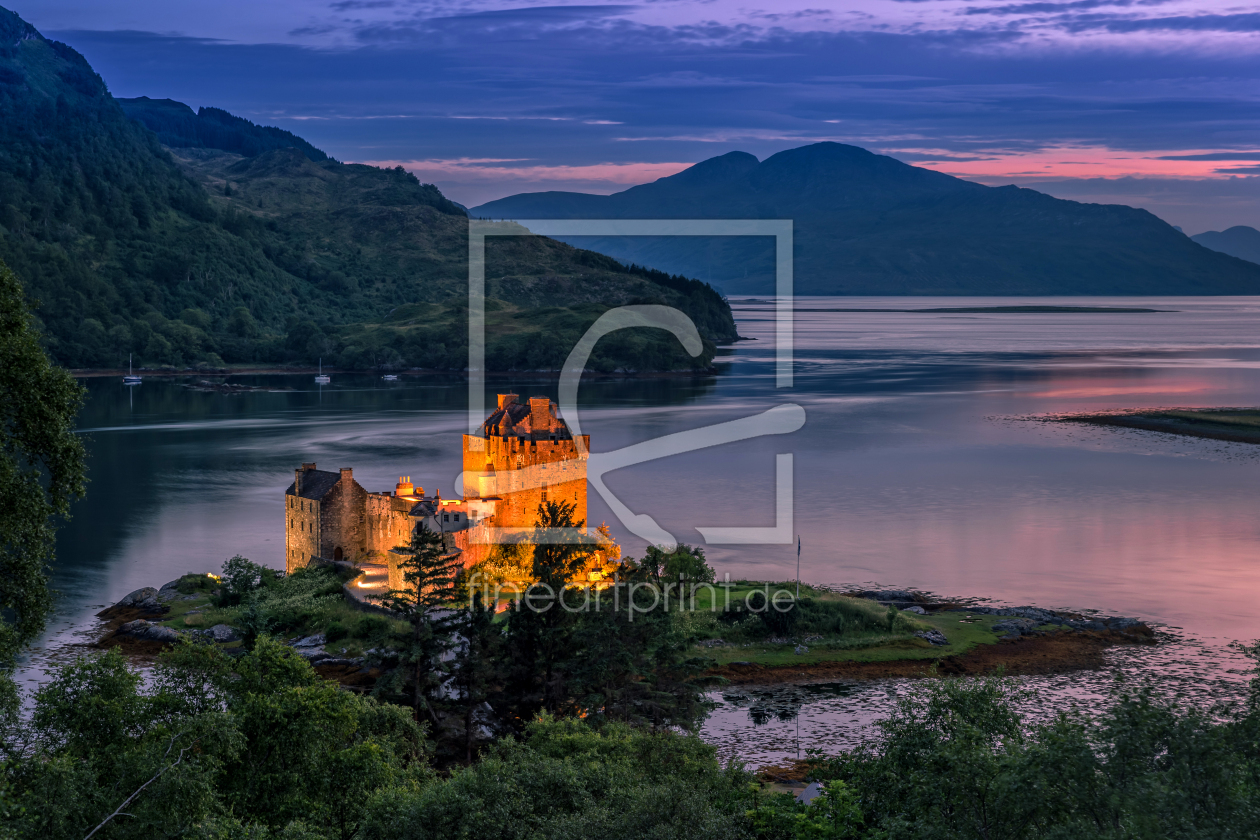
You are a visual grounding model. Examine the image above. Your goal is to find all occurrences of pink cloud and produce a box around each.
[901,145,1260,180]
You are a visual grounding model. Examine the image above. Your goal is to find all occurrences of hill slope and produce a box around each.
[0,6,733,371]
[118,96,332,164]
[1192,226,1260,266]
[473,144,1260,296]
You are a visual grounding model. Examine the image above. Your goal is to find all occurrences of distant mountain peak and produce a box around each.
[472,141,1260,296]
[658,150,759,187]
[1192,225,1260,266]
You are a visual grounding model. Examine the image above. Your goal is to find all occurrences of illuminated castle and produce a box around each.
[462,393,589,535]
[284,394,588,575]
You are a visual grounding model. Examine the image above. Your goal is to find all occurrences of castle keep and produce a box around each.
[463,393,589,535]
[284,394,588,575]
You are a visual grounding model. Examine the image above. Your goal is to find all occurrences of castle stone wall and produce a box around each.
[285,495,321,573]
[463,433,589,532]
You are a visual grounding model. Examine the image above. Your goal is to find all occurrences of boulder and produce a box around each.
[116,619,180,643]
[915,629,949,646]
[993,618,1040,636]
[296,648,330,662]
[118,587,158,605]
[313,657,359,668]
[794,644,809,655]
[902,606,927,615]
[207,624,241,643]
[98,586,169,619]
[157,580,183,600]
[292,633,326,648]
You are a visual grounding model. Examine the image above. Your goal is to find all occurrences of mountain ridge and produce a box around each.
[1192,226,1260,266]
[118,96,333,165]
[473,143,1260,296]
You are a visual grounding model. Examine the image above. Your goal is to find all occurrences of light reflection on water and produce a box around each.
[21,296,1260,762]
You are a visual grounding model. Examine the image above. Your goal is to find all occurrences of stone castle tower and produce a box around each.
[462,393,589,534]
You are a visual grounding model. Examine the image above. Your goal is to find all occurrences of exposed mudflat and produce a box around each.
[1045,408,1260,445]
[713,628,1155,687]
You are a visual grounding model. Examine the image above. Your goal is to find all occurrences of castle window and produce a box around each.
[454,513,460,522]
[443,513,449,522]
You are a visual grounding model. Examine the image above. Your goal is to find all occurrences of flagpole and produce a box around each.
[796,536,801,601]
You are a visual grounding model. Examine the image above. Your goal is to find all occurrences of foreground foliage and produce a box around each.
[751,659,1260,840]
[0,257,85,668]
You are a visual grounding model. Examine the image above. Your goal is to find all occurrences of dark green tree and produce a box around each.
[502,501,595,721]
[0,258,86,669]
[642,542,716,584]
[2,640,429,840]
[375,523,462,726]
[568,562,716,730]
[450,590,504,762]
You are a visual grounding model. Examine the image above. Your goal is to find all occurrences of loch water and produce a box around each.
[24,296,1260,764]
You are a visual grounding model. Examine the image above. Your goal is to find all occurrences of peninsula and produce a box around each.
[1052,408,1260,445]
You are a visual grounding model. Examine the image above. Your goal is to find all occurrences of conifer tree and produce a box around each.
[450,590,502,762]
[375,523,461,726]
[503,501,595,720]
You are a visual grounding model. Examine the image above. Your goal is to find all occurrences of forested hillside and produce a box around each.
[118,96,332,164]
[0,7,734,371]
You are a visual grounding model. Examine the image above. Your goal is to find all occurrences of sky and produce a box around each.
[20,0,1260,232]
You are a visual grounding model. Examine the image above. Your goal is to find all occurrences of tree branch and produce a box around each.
[83,732,196,840]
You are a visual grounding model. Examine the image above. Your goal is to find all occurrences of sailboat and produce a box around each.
[123,354,142,385]
[314,358,330,384]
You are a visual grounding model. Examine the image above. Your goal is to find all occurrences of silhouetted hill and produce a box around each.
[473,143,1260,296]
[118,97,331,163]
[1192,226,1260,266]
[0,6,733,371]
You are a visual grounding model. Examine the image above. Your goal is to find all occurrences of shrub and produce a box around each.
[217,555,273,606]
[325,621,349,643]
[353,615,391,640]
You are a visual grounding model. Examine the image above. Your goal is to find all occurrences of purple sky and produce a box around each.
[22,0,1260,231]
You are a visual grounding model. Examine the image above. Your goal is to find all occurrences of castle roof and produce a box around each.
[476,395,573,440]
[286,469,342,501]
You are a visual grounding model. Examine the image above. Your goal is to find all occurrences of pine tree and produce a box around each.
[450,590,502,762]
[374,523,461,726]
[503,501,595,721]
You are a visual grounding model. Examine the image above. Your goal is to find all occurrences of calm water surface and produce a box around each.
[24,296,1260,763]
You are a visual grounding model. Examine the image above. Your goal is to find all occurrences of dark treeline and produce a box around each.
[117,97,332,163]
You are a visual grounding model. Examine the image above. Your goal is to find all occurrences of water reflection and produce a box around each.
[23,296,1260,757]
[721,683,861,726]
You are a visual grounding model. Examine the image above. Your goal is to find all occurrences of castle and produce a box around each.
[284,394,589,577]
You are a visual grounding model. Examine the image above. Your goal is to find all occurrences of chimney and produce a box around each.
[340,467,353,483]
[497,393,518,409]
[302,462,317,471]
[529,397,550,434]
[395,476,414,497]
[294,468,302,495]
